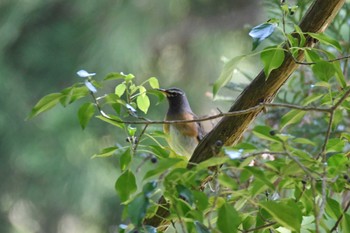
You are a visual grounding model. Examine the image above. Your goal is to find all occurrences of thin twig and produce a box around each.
[330,200,350,232]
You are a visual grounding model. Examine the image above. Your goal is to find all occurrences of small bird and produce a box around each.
[158,88,205,157]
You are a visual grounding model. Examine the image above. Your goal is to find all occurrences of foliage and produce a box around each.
[28,1,350,233]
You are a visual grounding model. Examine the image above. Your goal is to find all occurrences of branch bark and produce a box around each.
[144,0,345,228]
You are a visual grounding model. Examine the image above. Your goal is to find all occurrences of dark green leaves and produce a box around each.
[217,203,241,233]
[115,170,137,203]
[249,22,277,50]
[78,103,95,129]
[260,200,302,232]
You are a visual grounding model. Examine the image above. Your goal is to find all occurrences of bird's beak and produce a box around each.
[155,88,168,95]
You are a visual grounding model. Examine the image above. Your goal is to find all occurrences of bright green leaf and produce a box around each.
[342,213,350,233]
[260,200,302,232]
[213,55,245,97]
[148,77,159,89]
[27,93,62,119]
[325,197,342,220]
[218,173,238,190]
[261,46,285,79]
[217,203,240,233]
[280,109,306,130]
[115,83,126,97]
[115,170,137,202]
[77,103,95,129]
[137,94,150,114]
[326,138,345,153]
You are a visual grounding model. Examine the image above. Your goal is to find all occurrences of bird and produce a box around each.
[157,87,205,157]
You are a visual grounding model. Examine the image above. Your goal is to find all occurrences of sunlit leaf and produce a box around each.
[77,102,95,129]
[84,80,97,93]
[217,203,240,233]
[77,69,96,78]
[249,22,277,50]
[115,83,126,97]
[27,93,62,119]
[148,77,159,89]
[115,170,137,202]
[137,86,150,114]
[261,46,285,78]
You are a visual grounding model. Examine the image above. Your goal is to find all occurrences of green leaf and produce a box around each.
[342,214,350,233]
[115,170,137,202]
[91,146,119,158]
[104,72,126,80]
[326,138,345,153]
[304,49,322,63]
[280,109,306,130]
[96,115,124,128]
[194,221,211,233]
[115,83,126,97]
[294,25,306,47]
[308,33,342,51]
[120,149,132,171]
[249,22,277,50]
[143,158,183,180]
[77,103,95,129]
[137,86,150,114]
[213,55,245,97]
[292,137,316,146]
[252,125,281,143]
[312,61,336,82]
[27,93,62,119]
[217,203,240,233]
[142,181,157,197]
[176,184,194,206]
[218,173,238,190]
[244,166,275,190]
[148,77,159,89]
[261,46,285,78]
[260,200,302,231]
[60,85,90,106]
[325,197,342,220]
[127,194,148,226]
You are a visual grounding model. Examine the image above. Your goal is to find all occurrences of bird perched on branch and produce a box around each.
[157,87,205,157]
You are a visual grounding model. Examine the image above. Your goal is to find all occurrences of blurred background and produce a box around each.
[0,0,266,232]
